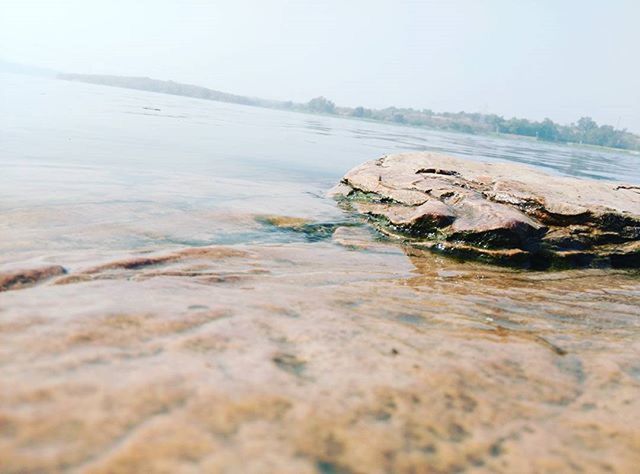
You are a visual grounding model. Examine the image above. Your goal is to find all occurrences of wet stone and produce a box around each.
[332,152,640,268]
[256,214,359,242]
[0,265,67,292]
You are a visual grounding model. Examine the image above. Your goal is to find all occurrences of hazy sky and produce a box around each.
[1,0,639,131]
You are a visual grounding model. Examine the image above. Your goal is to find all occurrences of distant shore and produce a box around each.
[58,72,640,153]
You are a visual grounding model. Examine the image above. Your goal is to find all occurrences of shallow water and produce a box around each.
[1,73,639,473]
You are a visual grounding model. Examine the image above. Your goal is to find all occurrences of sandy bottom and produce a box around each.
[1,226,639,473]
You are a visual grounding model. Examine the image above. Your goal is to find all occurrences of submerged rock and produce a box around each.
[2,242,640,472]
[256,214,359,242]
[0,265,67,292]
[332,152,640,268]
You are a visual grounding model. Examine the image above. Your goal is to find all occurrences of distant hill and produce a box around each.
[58,72,640,152]
[57,73,287,109]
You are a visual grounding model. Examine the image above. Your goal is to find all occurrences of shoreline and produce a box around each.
[50,72,639,156]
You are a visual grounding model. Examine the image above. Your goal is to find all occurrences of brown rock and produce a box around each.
[334,152,640,268]
[1,242,640,472]
[0,265,67,292]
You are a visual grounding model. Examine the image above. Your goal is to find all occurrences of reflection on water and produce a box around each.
[1,73,640,472]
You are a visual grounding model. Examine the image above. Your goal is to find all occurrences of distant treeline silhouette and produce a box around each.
[59,73,640,151]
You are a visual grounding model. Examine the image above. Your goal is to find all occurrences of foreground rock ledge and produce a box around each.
[332,152,640,268]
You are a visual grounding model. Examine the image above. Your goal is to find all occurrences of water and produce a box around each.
[1,73,639,473]
[2,72,639,260]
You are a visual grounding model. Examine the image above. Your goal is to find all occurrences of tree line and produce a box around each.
[58,74,639,151]
[297,97,639,151]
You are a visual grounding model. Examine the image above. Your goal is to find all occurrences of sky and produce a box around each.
[1,0,639,132]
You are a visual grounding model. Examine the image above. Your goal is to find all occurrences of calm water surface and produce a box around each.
[2,72,640,258]
[1,73,639,473]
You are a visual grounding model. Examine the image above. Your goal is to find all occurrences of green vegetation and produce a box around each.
[58,73,640,151]
[337,107,639,150]
[306,96,336,114]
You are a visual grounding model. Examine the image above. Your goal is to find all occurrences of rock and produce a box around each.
[0,265,67,292]
[53,247,252,285]
[256,214,359,242]
[2,242,640,472]
[255,215,313,229]
[331,225,402,253]
[333,152,640,268]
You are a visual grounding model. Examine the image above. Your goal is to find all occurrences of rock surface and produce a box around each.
[2,242,640,473]
[0,265,67,292]
[332,152,640,267]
